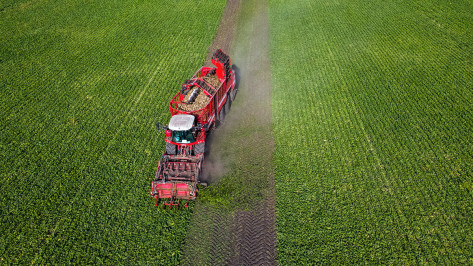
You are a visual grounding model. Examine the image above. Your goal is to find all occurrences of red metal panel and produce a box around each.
[156,183,173,198]
[175,183,190,198]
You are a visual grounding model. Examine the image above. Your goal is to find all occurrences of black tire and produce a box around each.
[194,142,205,155]
[219,98,230,124]
[219,104,226,123]
[230,86,238,101]
[166,142,176,155]
[225,95,231,114]
[231,66,239,101]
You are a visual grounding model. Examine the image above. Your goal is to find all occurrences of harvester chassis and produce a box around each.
[151,49,236,209]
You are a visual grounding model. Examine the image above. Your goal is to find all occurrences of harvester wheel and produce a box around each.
[219,105,226,123]
[166,143,176,155]
[230,89,235,101]
[225,95,231,114]
[194,142,205,154]
[230,67,239,101]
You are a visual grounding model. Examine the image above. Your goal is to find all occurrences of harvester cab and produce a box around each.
[168,115,195,143]
[156,114,204,144]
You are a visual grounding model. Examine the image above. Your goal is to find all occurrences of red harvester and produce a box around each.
[151,49,236,208]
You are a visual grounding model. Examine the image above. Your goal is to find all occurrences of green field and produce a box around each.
[2,0,473,264]
[0,0,225,263]
[270,0,473,264]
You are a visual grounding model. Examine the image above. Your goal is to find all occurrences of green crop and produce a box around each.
[0,0,225,264]
[270,0,473,264]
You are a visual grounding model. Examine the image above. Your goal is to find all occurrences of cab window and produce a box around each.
[172,130,195,143]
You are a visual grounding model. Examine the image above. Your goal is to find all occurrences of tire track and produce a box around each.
[181,0,277,264]
[233,198,277,265]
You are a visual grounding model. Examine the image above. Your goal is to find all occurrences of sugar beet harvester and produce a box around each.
[151,49,236,208]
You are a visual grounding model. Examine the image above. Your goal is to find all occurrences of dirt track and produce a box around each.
[181,0,277,264]
[204,0,240,66]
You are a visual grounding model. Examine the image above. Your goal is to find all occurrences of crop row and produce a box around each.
[0,0,226,264]
[269,0,473,264]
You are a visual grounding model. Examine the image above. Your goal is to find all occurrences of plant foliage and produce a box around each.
[269,0,473,264]
[0,0,226,264]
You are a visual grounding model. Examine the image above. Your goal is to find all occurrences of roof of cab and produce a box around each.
[168,114,195,131]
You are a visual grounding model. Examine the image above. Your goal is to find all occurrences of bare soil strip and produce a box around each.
[181,0,277,264]
[204,0,241,66]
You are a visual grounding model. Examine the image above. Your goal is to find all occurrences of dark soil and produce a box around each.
[181,0,277,264]
[204,0,241,66]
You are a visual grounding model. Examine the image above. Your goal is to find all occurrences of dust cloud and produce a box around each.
[200,0,273,185]
[182,0,277,264]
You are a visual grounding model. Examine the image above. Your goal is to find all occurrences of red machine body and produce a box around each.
[151,49,236,208]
